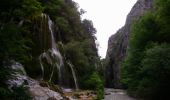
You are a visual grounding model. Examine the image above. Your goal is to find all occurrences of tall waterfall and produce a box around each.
[39,14,63,83]
[38,14,79,90]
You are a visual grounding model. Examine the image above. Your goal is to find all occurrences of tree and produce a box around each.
[121,0,170,99]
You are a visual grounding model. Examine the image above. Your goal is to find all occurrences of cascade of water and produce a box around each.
[39,52,52,80]
[67,61,79,90]
[48,16,56,50]
[38,14,79,89]
[39,14,63,82]
[47,15,63,82]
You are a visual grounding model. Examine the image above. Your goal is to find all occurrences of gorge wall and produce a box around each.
[105,0,153,88]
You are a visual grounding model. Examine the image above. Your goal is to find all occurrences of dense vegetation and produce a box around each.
[0,0,103,99]
[121,0,170,99]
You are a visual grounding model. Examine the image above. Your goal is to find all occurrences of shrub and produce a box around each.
[85,72,104,100]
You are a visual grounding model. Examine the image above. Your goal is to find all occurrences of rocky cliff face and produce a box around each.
[7,60,65,100]
[105,0,153,88]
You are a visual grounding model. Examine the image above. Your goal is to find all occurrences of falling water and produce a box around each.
[39,52,52,79]
[39,14,63,82]
[38,14,79,89]
[47,15,63,82]
[67,61,79,90]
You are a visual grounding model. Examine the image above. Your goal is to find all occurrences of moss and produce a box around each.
[39,81,63,94]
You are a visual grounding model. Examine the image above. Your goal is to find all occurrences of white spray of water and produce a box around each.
[39,14,63,82]
[67,61,79,90]
[39,14,79,90]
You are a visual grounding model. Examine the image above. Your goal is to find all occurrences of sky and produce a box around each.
[73,0,137,58]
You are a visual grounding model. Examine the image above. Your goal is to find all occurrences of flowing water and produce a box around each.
[38,14,78,89]
[67,61,79,90]
[39,14,63,82]
[104,88,136,100]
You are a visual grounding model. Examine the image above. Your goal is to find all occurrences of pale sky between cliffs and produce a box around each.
[73,0,137,58]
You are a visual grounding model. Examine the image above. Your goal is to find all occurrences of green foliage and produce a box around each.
[130,13,159,50]
[137,43,170,99]
[64,41,89,70]
[0,66,10,100]
[121,0,170,99]
[82,19,96,36]
[42,0,64,18]
[0,0,102,98]
[0,65,10,87]
[0,0,43,22]
[0,23,31,63]
[0,86,32,100]
[20,0,43,18]
[10,86,32,100]
[85,72,104,100]
[0,0,43,99]
[64,41,97,87]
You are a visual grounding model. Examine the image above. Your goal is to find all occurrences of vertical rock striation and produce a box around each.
[105,0,153,88]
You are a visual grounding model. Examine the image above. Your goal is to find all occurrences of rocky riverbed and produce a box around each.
[104,88,135,100]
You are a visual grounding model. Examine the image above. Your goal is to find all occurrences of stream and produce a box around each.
[104,88,136,100]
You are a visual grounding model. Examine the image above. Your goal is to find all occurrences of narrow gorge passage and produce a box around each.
[2,0,170,100]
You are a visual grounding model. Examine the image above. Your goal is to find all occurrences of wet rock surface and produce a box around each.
[28,79,63,100]
[6,60,97,100]
[63,89,97,100]
[7,60,64,100]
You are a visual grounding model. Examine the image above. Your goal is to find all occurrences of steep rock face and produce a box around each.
[105,0,153,88]
[7,60,64,100]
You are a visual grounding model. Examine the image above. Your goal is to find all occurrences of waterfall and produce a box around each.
[67,61,79,90]
[39,14,63,83]
[59,42,79,90]
[38,13,79,89]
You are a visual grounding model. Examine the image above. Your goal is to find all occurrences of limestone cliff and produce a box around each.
[105,0,153,88]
